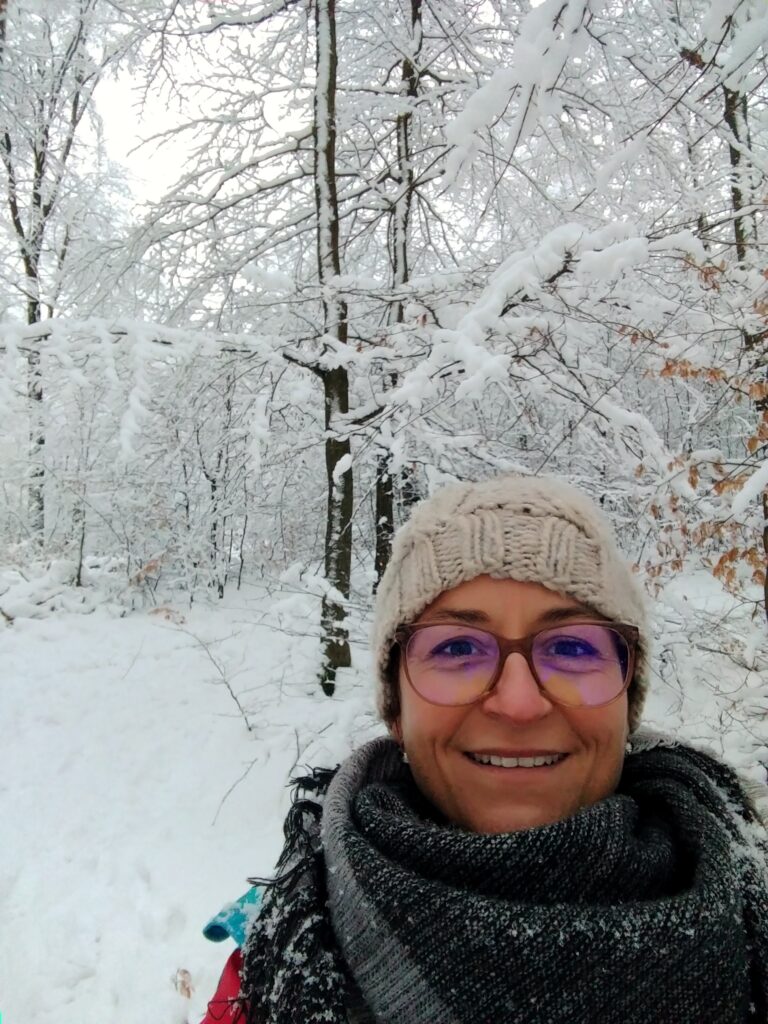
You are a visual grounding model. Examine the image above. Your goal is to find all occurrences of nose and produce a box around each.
[480,652,554,723]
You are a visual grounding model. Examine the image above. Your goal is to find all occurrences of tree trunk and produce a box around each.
[74,493,86,587]
[400,462,421,514]
[27,347,45,540]
[373,0,422,589]
[723,82,767,624]
[723,87,756,268]
[1,2,95,549]
[315,0,352,694]
[373,453,393,590]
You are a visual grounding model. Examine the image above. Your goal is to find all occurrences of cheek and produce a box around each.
[575,692,628,743]
[395,671,463,750]
[572,700,628,794]
[396,668,422,740]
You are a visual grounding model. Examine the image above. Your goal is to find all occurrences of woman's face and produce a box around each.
[392,575,629,834]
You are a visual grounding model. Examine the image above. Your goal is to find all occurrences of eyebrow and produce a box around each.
[420,608,491,624]
[420,604,605,627]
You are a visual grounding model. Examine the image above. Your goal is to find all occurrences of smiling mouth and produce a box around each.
[465,752,568,768]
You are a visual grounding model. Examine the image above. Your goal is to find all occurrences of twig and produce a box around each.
[180,628,254,733]
[212,754,262,825]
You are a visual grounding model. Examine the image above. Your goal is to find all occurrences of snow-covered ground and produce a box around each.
[2,573,766,1023]
[1,581,379,1024]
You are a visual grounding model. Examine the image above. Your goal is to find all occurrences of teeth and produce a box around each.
[469,753,564,768]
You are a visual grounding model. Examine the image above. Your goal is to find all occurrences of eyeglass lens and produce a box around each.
[405,623,629,708]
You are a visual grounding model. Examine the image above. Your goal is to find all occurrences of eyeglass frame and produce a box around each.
[393,620,640,709]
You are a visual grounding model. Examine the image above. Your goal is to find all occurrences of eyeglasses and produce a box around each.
[394,621,638,709]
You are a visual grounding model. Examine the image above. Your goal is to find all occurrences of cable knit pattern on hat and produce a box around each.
[372,475,651,733]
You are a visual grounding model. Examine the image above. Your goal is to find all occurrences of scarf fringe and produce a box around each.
[248,765,337,898]
[243,764,347,1024]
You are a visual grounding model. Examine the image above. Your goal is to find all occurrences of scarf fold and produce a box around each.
[242,733,768,1024]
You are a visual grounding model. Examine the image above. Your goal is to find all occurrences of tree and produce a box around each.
[130,0,767,675]
[402,0,768,619]
[311,0,354,691]
[0,0,148,545]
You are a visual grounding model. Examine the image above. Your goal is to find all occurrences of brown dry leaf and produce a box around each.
[174,968,194,999]
[130,558,162,585]
[713,475,749,495]
[692,521,725,544]
[149,606,186,625]
[745,547,762,569]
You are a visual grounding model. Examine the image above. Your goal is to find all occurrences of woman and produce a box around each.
[202,474,768,1024]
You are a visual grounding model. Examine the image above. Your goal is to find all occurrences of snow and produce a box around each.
[594,134,648,192]
[1,585,380,1024]
[119,330,154,457]
[332,453,353,486]
[647,231,707,262]
[444,0,595,177]
[240,265,295,295]
[721,16,768,90]
[575,236,649,281]
[249,393,271,473]
[701,0,740,44]
[731,459,768,517]
[590,395,673,478]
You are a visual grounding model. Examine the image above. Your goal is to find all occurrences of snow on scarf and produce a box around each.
[241,733,768,1024]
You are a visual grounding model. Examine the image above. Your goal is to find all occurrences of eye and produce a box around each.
[536,634,610,667]
[431,636,487,659]
[407,625,499,672]
[535,624,628,680]
[543,635,602,660]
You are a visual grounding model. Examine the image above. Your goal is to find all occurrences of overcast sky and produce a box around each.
[97,72,193,203]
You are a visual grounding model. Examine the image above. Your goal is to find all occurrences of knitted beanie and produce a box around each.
[372,474,651,734]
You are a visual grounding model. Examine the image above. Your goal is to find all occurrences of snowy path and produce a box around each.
[1,600,376,1023]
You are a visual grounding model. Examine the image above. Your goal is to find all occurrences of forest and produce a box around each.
[1,0,766,660]
[1,1,767,1020]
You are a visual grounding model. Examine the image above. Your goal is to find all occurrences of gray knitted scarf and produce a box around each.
[241,734,768,1024]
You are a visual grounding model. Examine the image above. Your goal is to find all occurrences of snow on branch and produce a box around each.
[0,316,289,364]
[172,0,303,37]
[445,0,595,179]
[731,460,768,518]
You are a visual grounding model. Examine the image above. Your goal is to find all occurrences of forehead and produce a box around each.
[417,575,600,629]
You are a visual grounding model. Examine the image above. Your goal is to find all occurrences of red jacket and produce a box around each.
[201,949,245,1023]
